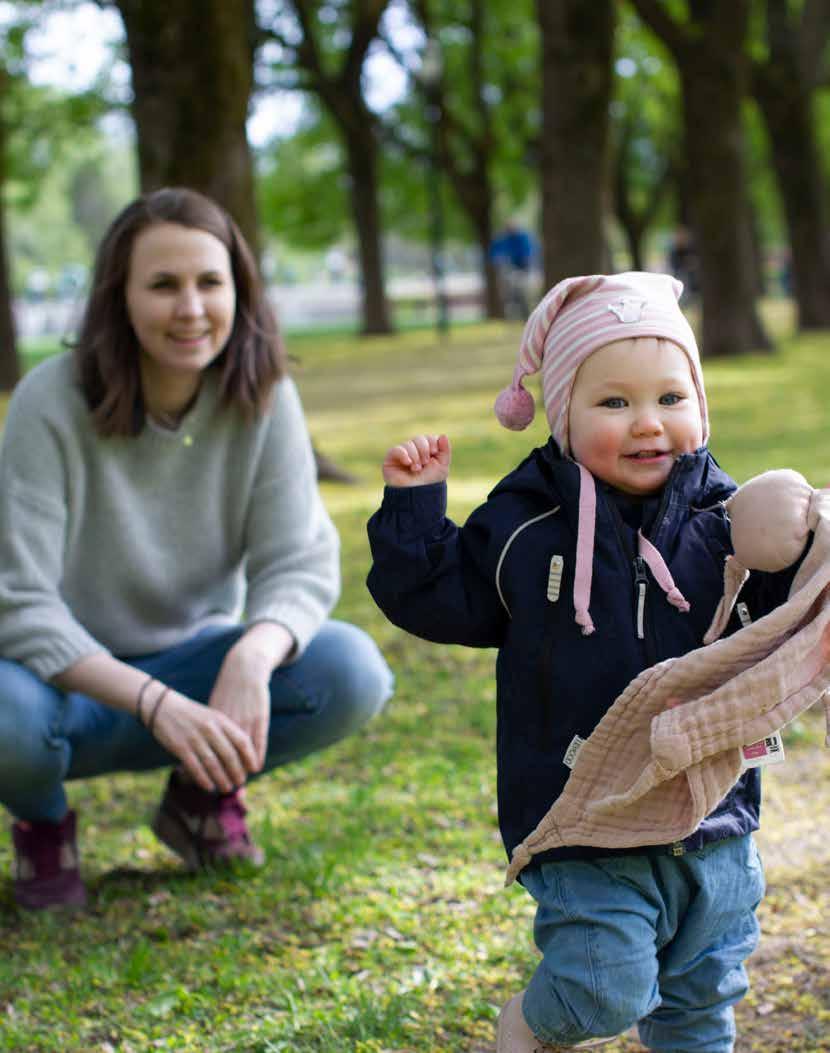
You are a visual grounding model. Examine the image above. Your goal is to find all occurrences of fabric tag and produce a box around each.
[547,554,564,602]
[563,734,586,769]
[741,732,785,768]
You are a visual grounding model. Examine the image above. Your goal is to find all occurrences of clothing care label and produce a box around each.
[563,735,586,770]
[741,732,786,769]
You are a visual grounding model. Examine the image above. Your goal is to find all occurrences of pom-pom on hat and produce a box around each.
[494,271,709,453]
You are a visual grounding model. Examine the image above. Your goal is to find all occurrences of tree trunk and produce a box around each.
[482,245,503,318]
[273,0,393,336]
[612,128,645,271]
[622,224,645,273]
[0,201,19,392]
[440,139,503,319]
[443,163,501,317]
[752,4,830,329]
[680,51,770,355]
[0,69,20,392]
[115,0,260,252]
[632,0,770,357]
[535,0,615,286]
[344,130,392,335]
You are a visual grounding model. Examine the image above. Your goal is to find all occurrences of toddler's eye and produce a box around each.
[600,397,626,409]
[660,393,683,405]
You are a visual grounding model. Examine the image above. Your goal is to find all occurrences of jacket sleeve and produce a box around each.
[366,482,508,648]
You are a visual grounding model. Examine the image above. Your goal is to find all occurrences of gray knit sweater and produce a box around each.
[0,354,340,680]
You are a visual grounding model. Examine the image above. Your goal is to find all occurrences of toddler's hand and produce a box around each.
[382,434,451,487]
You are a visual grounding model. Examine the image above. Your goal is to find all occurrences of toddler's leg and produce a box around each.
[520,856,664,1046]
[638,836,765,1053]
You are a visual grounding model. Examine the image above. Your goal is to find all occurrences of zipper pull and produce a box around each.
[634,556,648,640]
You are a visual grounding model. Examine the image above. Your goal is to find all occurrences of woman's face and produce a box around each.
[125,222,236,390]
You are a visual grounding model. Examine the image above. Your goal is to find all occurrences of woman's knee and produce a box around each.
[309,621,393,727]
[0,662,67,793]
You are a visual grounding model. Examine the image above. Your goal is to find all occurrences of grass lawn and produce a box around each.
[0,306,829,1052]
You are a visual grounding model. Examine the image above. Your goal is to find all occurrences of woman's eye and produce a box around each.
[150,279,176,291]
[600,397,626,409]
[200,276,224,288]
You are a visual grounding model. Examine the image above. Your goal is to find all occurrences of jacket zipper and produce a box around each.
[634,555,648,640]
[606,493,658,665]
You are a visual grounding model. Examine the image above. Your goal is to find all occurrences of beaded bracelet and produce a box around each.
[146,686,170,735]
[135,676,156,725]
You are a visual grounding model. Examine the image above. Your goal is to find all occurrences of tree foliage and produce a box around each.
[749,0,830,329]
[2,0,830,358]
[1,5,112,387]
[610,8,681,270]
[379,0,538,316]
[630,0,771,357]
[259,0,396,333]
[258,108,349,253]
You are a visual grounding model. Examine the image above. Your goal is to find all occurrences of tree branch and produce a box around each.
[799,0,830,87]
[285,0,327,84]
[342,0,390,90]
[627,0,688,57]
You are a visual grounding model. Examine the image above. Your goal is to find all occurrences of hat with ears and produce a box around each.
[494,271,709,454]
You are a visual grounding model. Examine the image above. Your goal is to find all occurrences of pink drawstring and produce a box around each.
[638,531,691,612]
[572,466,691,634]
[574,465,597,635]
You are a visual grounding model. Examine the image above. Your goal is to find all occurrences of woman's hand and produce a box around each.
[207,622,295,771]
[382,434,451,487]
[150,689,260,793]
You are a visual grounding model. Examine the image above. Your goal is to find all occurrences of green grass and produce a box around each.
[1,305,829,1051]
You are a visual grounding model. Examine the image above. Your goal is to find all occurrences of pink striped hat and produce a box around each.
[494,272,709,452]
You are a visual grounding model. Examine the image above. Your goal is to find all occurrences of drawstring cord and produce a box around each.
[637,532,691,612]
[574,464,597,635]
[572,466,691,634]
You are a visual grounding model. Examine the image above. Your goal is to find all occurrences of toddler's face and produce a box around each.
[567,337,703,495]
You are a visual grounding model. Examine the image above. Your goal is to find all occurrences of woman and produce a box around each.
[0,187,392,910]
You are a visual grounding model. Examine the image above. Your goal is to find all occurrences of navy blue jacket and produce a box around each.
[367,442,793,869]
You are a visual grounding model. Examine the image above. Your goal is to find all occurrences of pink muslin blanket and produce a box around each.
[505,480,830,885]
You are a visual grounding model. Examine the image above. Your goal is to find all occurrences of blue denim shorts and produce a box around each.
[520,835,765,1053]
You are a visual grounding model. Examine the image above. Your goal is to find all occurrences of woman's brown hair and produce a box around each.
[73,187,285,436]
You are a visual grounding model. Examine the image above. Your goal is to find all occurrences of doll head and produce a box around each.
[726,469,815,571]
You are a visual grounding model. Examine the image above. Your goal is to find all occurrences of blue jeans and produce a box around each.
[0,621,393,823]
[520,835,765,1053]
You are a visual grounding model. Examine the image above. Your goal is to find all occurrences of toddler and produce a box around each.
[367,273,802,1053]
